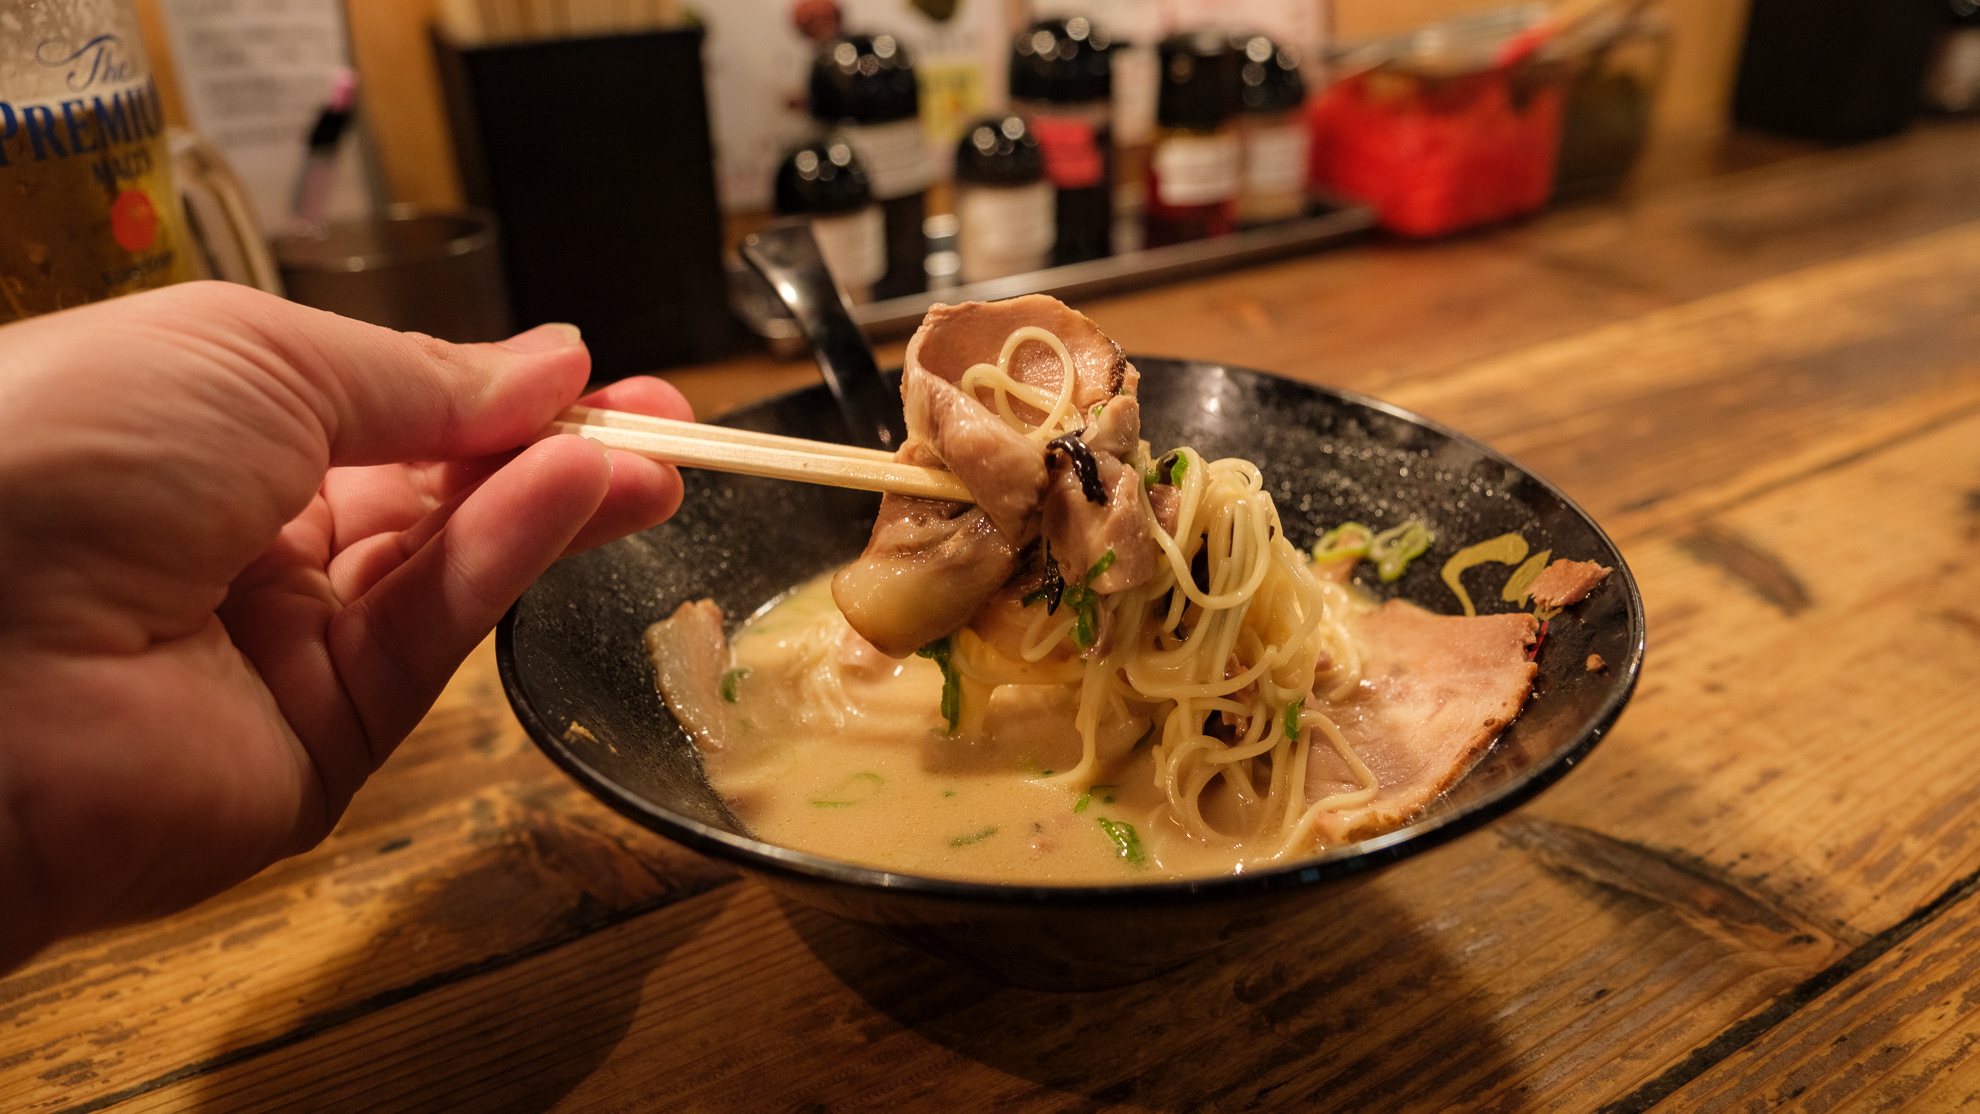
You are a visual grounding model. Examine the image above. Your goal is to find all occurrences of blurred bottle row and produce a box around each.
[774,4,1681,302]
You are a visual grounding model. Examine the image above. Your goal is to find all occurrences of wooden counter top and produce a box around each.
[9,119,1980,1113]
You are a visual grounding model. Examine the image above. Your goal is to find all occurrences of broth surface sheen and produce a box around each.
[711,573,1260,882]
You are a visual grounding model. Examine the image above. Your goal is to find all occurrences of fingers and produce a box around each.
[565,376,695,554]
[322,375,696,569]
[327,435,612,758]
[106,282,597,470]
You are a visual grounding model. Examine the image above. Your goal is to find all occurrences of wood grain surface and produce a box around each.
[7,121,1980,1113]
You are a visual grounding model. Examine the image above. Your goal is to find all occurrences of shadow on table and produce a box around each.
[781,861,1517,1113]
[183,808,739,1113]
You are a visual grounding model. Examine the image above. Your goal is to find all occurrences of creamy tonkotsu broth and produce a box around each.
[708,572,1249,882]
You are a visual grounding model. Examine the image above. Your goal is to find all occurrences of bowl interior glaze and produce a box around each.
[496,358,1645,989]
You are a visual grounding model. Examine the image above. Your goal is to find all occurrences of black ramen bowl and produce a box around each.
[496,359,1645,990]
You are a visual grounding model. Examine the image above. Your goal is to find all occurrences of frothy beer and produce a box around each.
[0,25,195,323]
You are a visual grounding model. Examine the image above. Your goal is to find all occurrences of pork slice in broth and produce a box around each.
[644,599,732,750]
[1303,602,1539,842]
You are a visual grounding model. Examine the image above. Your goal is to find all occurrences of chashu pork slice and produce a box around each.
[1302,601,1539,843]
[905,294,1130,416]
[838,296,1145,654]
[831,479,1021,658]
[896,295,1140,543]
[644,599,732,750]
[901,366,1045,544]
[1040,442,1163,595]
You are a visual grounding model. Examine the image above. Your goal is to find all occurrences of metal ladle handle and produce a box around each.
[740,220,906,452]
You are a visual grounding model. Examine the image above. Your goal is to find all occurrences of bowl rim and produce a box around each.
[496,358,1646,908]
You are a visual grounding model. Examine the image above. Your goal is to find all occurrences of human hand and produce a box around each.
[0,282,691,970]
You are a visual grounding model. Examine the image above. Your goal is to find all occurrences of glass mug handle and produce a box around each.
[168,128,285,297]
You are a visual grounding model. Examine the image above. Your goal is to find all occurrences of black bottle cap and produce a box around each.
[954,115,1044,185]
[773,137,874,215]
[1232,33,1306,114]
[1158,30,1238,129]
[1010,17,1114,104]
[810,34,919,124]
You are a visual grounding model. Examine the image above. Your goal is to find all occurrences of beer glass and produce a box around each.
[0,0,200,323]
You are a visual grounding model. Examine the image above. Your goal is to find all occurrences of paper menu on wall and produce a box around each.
[156,0,373,235]
[696,0,1009,213]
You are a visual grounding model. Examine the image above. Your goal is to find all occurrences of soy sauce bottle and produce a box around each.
[953,115,1055,283]
[1146,31,1241,247]
[774,138,886,303]
[1011,17,1115,266]
[811,34,933,298]
[1233,34,1309,225]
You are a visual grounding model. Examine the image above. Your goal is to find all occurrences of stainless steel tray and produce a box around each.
[730,202,1377,351]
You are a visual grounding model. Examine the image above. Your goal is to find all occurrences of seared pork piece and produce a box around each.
[1081,378,1142,459]
[1302,602,1538,843]
[832,493,1020,657]
[1041,440,1162,595]
[901,366,1046,543]
[1529,559,1612,609]
[904,295,1129,419]
[842,296,1151,654]
[644,600,732,749]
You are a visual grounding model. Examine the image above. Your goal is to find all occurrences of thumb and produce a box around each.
[127,281,594,470]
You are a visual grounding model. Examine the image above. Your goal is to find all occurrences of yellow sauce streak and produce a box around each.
[1440,533,1529,617]
[1501,550,1552,603]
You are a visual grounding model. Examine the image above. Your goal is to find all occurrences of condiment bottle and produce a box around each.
[1233,33,1309,225]
[810,33,933,299]
[1145,31,1240,247]
[1925,0,1980,113]
[1010,17,1114,266]
[773,138,886,304]
[952,115,1055,284]
[0,0,199,323]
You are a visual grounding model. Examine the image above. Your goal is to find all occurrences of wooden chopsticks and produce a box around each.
[538,405,973,503]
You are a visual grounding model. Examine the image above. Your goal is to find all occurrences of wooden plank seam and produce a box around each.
[1596,861,1980,1114]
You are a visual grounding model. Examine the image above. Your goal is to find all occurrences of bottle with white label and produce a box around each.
[774,138,886,304]
[810,34,933,300]
[1011,17,1115,266]
[1233,34,1309,225]
[1145,31,1240,248]
[953,115,1055,285]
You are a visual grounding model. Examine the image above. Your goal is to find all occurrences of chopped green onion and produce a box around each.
[809,772,884,808]
[1060,549,1118,651]
[1168,453,1189,486]
[948,826,998,847]
[916,637,963,734]
[719,667,751,703]
[1370,520,1434,582]
[1313,522,1374,562]
[1097,818,1147,869]
[1020,587,1051,607]
[1073,784,1117,814]
[1085,550,1117,584]
[1283,703,1302,740]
